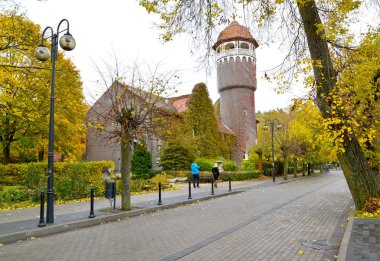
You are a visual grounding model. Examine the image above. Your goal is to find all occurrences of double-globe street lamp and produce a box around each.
[264,119,281,182]
[35,19,76,224]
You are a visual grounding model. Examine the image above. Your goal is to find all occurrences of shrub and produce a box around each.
[147,169,163,178]
[241,153,259,171]
[220,171,261,181]
[166,171,192,177]
[130,179,154,192]
[0,164,20,186]
[197,158,237,172]
[0,161,114,202]
[190,170,261,182]
[159,144,194,171]
[221,161,237,171]
[0,186,28,202]
[131,142,152,179]
[150,173,174,186]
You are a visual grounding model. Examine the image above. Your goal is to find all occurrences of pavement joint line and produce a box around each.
[160,176,342,261]
[0,190,242,245]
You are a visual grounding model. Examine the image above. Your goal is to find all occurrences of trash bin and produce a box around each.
[105,182,116,199]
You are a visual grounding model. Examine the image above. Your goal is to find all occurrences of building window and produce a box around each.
[243,109,248,116]
[225,42,235,50]
[240,42,249,49]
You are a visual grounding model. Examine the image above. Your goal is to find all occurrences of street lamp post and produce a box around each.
[35,19,76,224]
[264,120,281,182]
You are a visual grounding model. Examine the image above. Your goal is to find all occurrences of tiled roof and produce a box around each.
[169,94,235,135]
[168,94,192,112]
[213,21,259,50]
[217,118,235,135]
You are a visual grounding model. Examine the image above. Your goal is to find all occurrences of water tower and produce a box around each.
[213,21,259,167]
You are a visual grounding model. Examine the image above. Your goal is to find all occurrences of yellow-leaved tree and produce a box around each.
[0,8,86,163]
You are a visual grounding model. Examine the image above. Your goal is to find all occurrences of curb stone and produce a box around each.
[337,212,354,261]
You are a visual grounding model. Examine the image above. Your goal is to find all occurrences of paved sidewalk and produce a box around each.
[0,178,270,244]
[0,170,359,261]
[0,170,353,261]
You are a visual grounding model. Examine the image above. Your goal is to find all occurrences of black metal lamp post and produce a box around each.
[264,120,281,182]
[35,19,76,224]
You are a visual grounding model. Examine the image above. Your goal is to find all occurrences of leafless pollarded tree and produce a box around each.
[87,58,179,210]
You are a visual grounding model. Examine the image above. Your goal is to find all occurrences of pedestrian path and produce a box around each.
[0,178,269,244]
[0,171,380,260]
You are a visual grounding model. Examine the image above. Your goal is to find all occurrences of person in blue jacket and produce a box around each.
[191,161,200,188]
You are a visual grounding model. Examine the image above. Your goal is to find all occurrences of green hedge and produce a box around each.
[185,170,260,182]
[141,170,260,182]
[0,161,114,201]
[197,158,237,171]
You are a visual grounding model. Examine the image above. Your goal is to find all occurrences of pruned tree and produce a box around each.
[140,0,380,209]
[87,58,178,210]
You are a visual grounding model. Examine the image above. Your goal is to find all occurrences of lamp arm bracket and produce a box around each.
[57,19,70,35]
[41,26,54,44]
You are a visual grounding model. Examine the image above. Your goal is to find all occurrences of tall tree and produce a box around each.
[140,0,380,209]
[184,82,221,158]
[0,9,86,163]
[87,59,178,210]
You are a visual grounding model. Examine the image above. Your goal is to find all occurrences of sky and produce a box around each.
[13,0,317,112]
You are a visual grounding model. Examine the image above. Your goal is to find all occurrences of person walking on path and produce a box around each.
[212,163,220,187]
[191,161,200,188]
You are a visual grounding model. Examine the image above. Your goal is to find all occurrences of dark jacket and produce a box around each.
[212,166,220,180]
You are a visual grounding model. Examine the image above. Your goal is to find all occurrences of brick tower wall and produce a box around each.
[217,56,257,163]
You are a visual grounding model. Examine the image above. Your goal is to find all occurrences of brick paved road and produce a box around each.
[0,171,352,261]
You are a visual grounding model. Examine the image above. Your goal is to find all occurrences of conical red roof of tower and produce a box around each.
[212,21,259,50]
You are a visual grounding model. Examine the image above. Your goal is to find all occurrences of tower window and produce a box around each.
[243,110,248,116]
[240,42,249,49]
[225,43,235,50]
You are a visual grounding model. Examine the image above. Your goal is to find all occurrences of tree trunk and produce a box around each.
[2,140,10,165]
[294,160,298,178]
[1,117,16,165]
[283,155,288,180]
[302,162,306,176]
[297,0,380,209]
[38,148,44,162]
[235,144,243,171]
[257,151,263,175]
[339,136,380,209]
[120,135,132,211]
